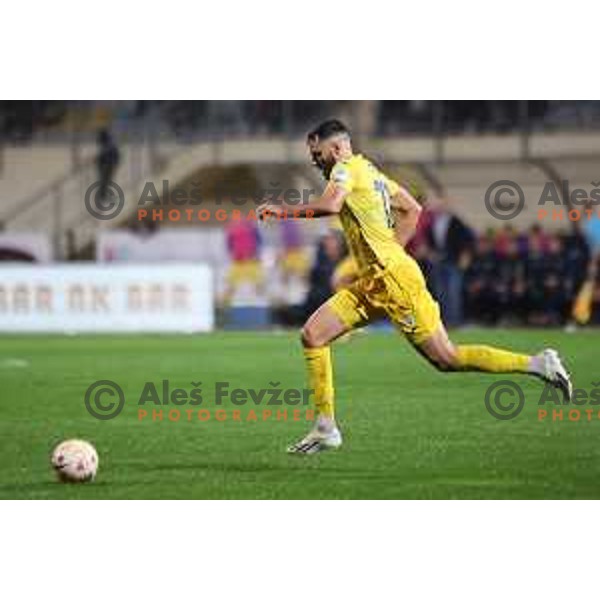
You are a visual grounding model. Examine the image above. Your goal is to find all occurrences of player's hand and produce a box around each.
[257,202,285,221]
[256,202,270,221]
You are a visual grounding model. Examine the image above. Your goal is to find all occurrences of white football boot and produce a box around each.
[287,422,343,455]
[540,349,573,402]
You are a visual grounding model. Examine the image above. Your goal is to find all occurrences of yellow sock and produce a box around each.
[456,345,530,373]
[303,346,335,418]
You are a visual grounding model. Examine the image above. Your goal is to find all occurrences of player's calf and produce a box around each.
[412,335,461,372]
[415,327,573,402]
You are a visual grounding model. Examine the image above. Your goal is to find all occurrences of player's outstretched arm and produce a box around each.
[390,185,422,246]
[258,182,346,221]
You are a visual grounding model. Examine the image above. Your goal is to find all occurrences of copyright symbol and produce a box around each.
[84,380,125,420]
[84,181,125,221]
[484,381,525,421]
[485,180,524,221]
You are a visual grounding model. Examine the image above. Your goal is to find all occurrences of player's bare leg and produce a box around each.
[413,323,572,401]
[288,303,353,455]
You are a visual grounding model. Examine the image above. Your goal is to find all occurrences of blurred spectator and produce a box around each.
[464,234,499,324]
[96,129,120,201]
[563,228,590,300]
[538,235,567,325]
[494,224,515,257]
[278,219,309,287]
[493,224,529,258]
[405,204,434,279]
[223,220,264,305]
[304,231,346,318]
[524,230,548,324]
[494,237,527,324]
[583,204,600,257]
[425,201,474,326]
[588,257,600,324]
[525,224,550,255]
[458,225,592,327]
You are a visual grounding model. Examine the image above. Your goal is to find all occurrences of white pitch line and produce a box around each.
[0,358,30,368]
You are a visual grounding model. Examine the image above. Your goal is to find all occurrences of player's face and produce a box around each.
[308,138,338,179]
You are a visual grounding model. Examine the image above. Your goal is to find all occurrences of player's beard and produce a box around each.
[312,156,334,180]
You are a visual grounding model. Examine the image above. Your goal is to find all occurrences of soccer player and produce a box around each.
[258,119,572,454]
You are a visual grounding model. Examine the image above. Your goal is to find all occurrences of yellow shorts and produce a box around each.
[332,255,360,290]
[327,257,441,345]
[227,259,264,286]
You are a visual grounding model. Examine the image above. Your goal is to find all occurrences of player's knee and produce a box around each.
[301,324,323,348]
[430,348,460,372]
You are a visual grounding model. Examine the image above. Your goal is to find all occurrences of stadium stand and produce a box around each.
[430,161,550,231]
[2,101,600,329]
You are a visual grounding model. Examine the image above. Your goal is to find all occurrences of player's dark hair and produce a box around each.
[307,119,351,142]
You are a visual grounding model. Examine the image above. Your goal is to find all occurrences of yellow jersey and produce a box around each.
[329,154,406,271]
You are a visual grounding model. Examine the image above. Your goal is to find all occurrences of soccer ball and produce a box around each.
[51,439,98,483]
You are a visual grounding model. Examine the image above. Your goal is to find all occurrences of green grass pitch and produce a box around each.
[0,329,598,499]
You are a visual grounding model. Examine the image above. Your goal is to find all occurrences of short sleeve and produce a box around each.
[382,173,400,197]
[329,162,354,193]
